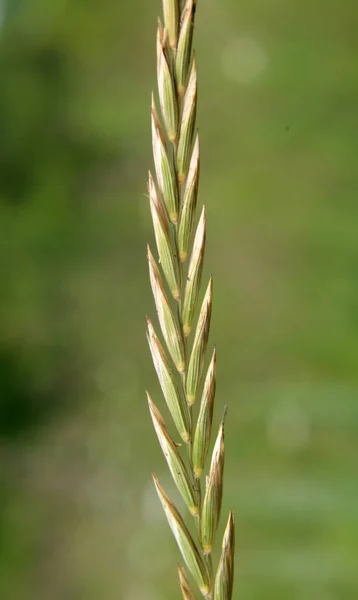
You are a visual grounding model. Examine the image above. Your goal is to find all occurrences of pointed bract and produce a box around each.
[186,278,213,404]
[182,206,206,336]
[148,173,181,300]
[192,348,216,478]
[177,57,197,184]
[148,246,185,371]
[176,0,195,96]
[157,23,178,141]
[178,133,200,262]
[201,423,225,553]
[151,97,179,223]
[214,512,235,600]
[153,475,211,596]
[148,170,168,233]
[148,395,198,515]
[147,318,190,442]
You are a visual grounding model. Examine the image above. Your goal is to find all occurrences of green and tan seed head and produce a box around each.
[146,1,235,598]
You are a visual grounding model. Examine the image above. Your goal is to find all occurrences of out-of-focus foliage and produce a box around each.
[0,1,358,599]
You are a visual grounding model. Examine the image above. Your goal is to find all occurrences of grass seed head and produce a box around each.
[147,1,234,597]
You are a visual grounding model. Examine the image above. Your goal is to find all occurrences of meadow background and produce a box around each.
[1,1,358,598]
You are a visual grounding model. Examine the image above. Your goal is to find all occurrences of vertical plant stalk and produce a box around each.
[146,2,235,599]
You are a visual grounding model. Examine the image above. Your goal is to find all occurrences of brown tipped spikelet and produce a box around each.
[214,512,235,600]
[176,0,196,96]
[186,278,213,405]
[148,172,181,301]
[148,394,198,515]
[157,22,178,142]
[178,133,200,262]
[192,347,216,478]
[201,423,225,554]
[153,475,210,596]
[147,246,185,372]
[146,318,190,442]
[146,2,235,598]
[177,56,197,184]
[182,205,206,336]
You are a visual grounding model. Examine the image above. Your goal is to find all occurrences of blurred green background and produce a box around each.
[1,0,358,598]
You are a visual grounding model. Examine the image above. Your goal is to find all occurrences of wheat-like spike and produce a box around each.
[146,1,235,598]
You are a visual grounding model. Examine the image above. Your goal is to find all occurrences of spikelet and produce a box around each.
[153,475,211,597]
[147,318,190,442]
[182,206,206,336]
[201,423,225,554]
[148,394,197,514]
[176,0,196,96]
[147,246,185,372]
[214,512,235,600]
[186,278,213,405]
[151,96,179,223]
[157,21,178,142]
[177,56,197,184]
[148,172,181,300]
[178,133,200,262]
[192,348,216,478]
